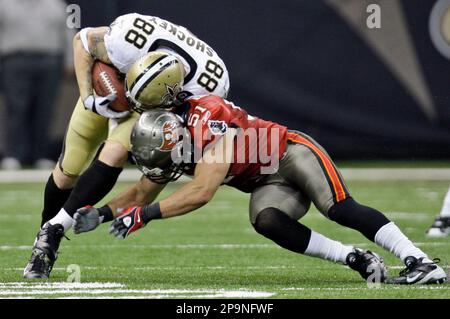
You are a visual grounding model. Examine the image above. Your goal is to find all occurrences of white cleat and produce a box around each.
[426,216,450,237]
[387,257,447,285]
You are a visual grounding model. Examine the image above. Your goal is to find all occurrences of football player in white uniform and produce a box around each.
[23,13,230,279]
[427,186,450,237]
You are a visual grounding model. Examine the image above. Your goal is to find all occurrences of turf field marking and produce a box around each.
[56,290,275,298]
[0,245,32,250]
[0,282,124,289]
[0,214,33,220]
[0,283,274,298]
[0,290,274,298]
[384,212,431,220]
[2,168,450,183]
[0,244,275,250]
[5,264,448,272]
[3,265,319,272]
[1,241,447,252]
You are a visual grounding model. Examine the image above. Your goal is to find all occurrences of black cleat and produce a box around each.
[426,216,450,237]
[387,257,447,285]
[346,249,387,283]
[23,223,64,279]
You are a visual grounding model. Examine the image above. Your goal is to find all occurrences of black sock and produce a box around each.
[62,160,122,217]
[252,208,312,254]
[328,197,390,241]
[41,174,73,226]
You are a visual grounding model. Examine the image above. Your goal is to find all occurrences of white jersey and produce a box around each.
[104,13,229,99]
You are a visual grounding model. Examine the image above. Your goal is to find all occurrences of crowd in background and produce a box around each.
[0,0,75,170]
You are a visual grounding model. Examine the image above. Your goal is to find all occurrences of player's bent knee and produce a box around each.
[253,208,294,236]
[53,165,78,189]
[327,197,391,241]
[252,207,312,254]
[252,208,276,234]
[98,141,128,168]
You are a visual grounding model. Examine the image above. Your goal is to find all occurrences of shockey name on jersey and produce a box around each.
[104,13,229,98]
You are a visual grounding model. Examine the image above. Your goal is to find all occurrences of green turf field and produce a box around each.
[0,179,449,299]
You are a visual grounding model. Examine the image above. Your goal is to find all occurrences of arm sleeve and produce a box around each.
[79,27,92,54]
[104,13,140,73]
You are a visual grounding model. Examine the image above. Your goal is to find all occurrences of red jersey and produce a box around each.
[177,95,288,192]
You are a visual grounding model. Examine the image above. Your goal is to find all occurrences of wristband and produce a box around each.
[98,205,113,223]
[141,202,162,224]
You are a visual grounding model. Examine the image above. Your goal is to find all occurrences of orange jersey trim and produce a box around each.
[287,132,347,203]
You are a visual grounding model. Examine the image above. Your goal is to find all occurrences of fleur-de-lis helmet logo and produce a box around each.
[161,83,182,106]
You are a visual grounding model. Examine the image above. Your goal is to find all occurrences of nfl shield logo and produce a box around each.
[207,120,228,135]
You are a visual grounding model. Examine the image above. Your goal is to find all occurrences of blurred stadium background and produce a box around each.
[1,0,450,162]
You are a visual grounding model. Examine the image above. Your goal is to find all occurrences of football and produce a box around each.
[92,61,130,112]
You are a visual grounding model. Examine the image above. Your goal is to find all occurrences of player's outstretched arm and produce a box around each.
[73,176,165,234]
[108,175,166,215]
[109,129,236,239]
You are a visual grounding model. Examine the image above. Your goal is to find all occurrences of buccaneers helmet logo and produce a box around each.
[160,121,179,151]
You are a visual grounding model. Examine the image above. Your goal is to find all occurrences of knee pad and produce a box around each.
[253,207,280,235]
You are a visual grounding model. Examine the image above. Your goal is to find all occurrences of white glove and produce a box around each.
[73,206,102,234]
[83,94,129,119]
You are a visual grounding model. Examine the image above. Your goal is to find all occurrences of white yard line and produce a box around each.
[0,282,124,289]
[0,284,274,298]
[1,168,450,183]
[0,245,32,250]
[383,212,431,220]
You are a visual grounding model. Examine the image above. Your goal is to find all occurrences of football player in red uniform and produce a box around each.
[74,95,447,285]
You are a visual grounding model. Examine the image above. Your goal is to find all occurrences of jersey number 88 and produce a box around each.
[124,18,155,49]
[198,60,224,92]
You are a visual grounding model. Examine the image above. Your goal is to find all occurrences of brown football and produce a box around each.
[92,61,130,112]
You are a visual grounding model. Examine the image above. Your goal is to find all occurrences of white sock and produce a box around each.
[305,230,354,264]
[48,208,73,232]
[439,188,450,217]
[374,222,430,262]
